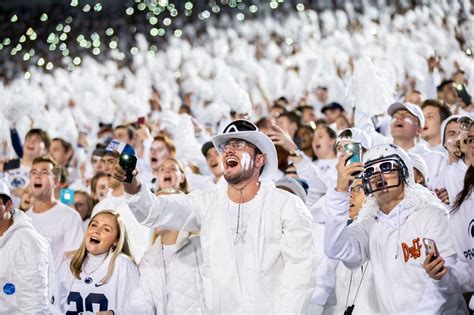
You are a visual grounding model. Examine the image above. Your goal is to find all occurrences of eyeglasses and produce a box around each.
[363,160,399,178]
[218,139,255,153]
[463,136,474,145]
[458,116,472,131]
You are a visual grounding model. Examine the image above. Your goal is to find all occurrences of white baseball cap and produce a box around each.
[0,180,12,200]
[387,102,425,128]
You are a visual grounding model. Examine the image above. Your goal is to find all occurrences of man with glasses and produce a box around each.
[324,143,467,313]
[116,120,315,313]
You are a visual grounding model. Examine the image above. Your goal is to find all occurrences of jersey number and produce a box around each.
[66,291,109,314]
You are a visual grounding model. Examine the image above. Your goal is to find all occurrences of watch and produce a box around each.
[289,149,302,157]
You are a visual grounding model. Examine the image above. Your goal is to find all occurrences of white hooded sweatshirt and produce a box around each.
[324,184,467,314]
[0,210,54,314]
[125,179,315,314]
[115,232,205,314]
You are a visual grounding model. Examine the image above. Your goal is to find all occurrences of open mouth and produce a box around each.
[163,176,172,182]
[33,183,42,188]
[225,157,239,169]
[394,123,403,128]
[90,236,100,244]
[151,157,158,163]
[375,179,387,189]
[315,144,321,150]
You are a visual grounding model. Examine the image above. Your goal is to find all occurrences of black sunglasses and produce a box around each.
[363,161,399,178]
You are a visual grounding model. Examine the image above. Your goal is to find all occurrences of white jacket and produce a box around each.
[116,232,205,314]
[324,185,467,314]
[0,210,54,314]
[125,179,315,314]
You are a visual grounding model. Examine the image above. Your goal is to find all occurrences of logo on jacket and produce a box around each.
[85,277,93,284]
[3,283,15,295]
[401,237,422,263]
[464,220,474,260]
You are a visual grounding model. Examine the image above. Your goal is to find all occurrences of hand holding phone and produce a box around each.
[60,188,75,206]
[119,153,137,183]
[344,143,362,177]
[423,238,439,261]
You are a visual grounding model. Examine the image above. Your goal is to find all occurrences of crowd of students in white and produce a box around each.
[0,2,474,314]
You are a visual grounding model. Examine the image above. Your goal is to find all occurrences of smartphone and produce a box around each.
[423,238,439,260]
[119,153,137,183]
[60,188,75,206]
[137,116,146,126]
[455,83,472,106]
[344,143,362,177]
[4,158,21,171]
[344,143,362,166]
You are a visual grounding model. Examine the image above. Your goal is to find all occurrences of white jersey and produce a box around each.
[53,253,139,313]
[26,202,84,271]
[92,192,152,262]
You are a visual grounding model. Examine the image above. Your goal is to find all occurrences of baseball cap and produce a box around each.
[201,141,215,157]
[336,128,372,150]
[104,139,136,157]
[387,102,425,127]
[321,102,345,114]
[0,180,12,201]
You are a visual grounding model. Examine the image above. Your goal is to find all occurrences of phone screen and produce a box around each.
[344,143,362,166]
[423,238,439,259]
[60,189,75,206]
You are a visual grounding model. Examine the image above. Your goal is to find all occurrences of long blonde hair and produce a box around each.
[70,210,134,283]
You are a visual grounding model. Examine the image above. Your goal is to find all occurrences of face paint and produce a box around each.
[240,152,253,172]
[403,117,417,125]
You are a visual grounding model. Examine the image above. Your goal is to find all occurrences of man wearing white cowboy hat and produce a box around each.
[115,120,315,314]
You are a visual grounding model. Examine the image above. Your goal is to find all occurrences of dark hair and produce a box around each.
[179,104,192,115]
[452,165,474,212]
[421,99,452,123]
[74,190,95,219]
[278,111,301,127]
[32,156,61,180]
[437,80,454,93]
[25,129,51,151]
[58,165,69,185]
[91,172,108,197]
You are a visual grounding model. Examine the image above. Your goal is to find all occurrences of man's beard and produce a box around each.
[224,165,255,185]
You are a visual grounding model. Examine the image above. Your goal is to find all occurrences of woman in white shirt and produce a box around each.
[53,209,139,314]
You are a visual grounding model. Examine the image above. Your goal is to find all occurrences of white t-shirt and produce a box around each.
[54,253,139,313]
[92,192,152,262]
[26,202,84,271]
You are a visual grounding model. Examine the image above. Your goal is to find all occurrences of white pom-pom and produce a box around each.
[346,57,395,116]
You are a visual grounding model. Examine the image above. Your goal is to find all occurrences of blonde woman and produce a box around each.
[53,210,139,314]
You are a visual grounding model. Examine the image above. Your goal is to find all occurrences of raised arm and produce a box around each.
[115,165,202,231]
[323,154,370,269]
